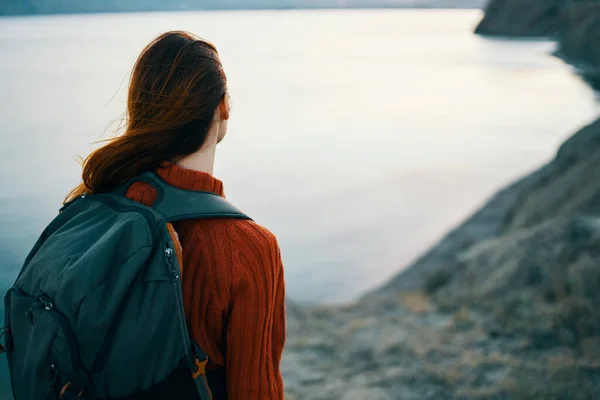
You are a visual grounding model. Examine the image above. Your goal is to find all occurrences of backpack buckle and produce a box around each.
[192,357,208,379]
[60,382,85,400]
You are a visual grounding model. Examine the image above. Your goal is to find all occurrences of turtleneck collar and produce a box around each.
[154,161,225,197]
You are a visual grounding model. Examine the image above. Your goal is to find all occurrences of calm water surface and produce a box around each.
[0,10,598,304]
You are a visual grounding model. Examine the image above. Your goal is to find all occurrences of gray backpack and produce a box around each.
[1,171,250,400]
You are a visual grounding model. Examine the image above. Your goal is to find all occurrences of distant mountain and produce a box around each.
[1,0,485,16]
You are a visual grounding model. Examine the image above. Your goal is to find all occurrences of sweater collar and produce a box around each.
[154,161,225,197]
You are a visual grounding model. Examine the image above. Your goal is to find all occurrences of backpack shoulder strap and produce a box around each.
[114,171,252,223]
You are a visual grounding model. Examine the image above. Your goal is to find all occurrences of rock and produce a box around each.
[557,3,600,89]
[579,337,600,361]
[559,3,600,63]
[370,116,600,298]
[367,170,540,295]
[474,0,600,88]
[285,299,307,334]
[441,215,600,298]
[474,0,565,37]
[341,387,390,400]
[502,120,600,231]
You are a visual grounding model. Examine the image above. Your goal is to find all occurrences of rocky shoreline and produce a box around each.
[282,4,600,398]
[475,0,600,89]
[282,117,600,399]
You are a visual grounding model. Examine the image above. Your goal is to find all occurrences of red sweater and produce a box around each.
[125,162,286,399]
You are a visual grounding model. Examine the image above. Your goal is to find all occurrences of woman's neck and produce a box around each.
[176,144,216,175]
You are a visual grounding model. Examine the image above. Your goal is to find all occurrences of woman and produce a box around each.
[65,31,286,399]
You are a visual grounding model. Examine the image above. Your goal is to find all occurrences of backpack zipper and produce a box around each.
[8,288,85,378]
[164,245,198,379]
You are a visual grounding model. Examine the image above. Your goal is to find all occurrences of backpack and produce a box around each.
[0,171,250,400]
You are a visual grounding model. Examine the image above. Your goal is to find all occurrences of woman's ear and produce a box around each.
[219,94,231,121]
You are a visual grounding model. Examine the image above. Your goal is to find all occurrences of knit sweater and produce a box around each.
[125,162,286,399]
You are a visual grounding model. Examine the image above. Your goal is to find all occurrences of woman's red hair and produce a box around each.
[65,30,227,203]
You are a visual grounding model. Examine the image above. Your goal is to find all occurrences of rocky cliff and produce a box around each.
[376,117,600,296]
[557,2,600,89]
[474,0,565,37]
[282,116,600,399]
[475,0,600,88]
